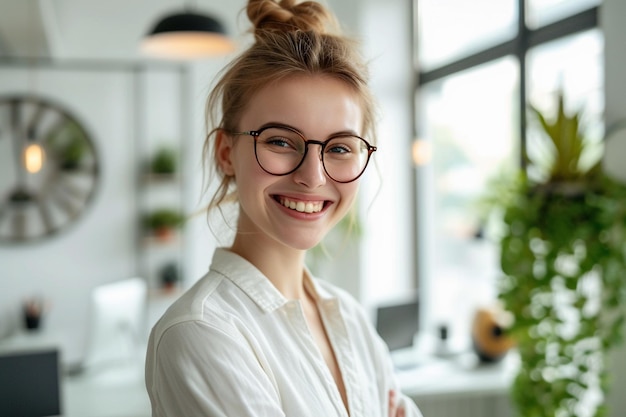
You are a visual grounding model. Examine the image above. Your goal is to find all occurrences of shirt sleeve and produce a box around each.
[147,320,285,417]
[350,302,424,417]
[375,337,424,417]
[397,391,423,417]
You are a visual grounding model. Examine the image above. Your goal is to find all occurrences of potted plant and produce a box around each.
[159,262,180,290]
[142,208,185,241]
[484,92,626,417]
[48,121,88,170]
[22,296,48,331]
[149,147,177,176]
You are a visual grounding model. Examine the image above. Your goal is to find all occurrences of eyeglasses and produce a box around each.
[229,124,377,183]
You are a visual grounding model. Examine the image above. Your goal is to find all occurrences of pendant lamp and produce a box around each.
[141,11,235,59]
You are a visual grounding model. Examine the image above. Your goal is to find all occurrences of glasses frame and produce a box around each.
[229,124,377,183]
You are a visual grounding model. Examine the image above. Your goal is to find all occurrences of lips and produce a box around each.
[278,196,325,213]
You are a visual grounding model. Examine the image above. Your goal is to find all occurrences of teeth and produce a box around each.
[280,197,323,213]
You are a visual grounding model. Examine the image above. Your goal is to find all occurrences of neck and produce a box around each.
[229,232,308,300]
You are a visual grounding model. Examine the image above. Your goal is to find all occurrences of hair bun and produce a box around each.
[247,0,337,36]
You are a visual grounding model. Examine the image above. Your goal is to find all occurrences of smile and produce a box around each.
[278,197,325,214]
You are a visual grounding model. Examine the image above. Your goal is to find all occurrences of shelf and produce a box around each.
[141,232,182,247]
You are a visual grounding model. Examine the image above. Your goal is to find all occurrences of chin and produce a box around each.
[282,235,324,252]
[291,241,322,252]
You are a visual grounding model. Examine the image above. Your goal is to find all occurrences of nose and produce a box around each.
[292,143,326,188]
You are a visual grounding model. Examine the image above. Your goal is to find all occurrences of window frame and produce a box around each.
[415,3,599,168]
[411,2,600,289]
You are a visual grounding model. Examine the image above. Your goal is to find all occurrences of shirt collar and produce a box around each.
[303,267,335,301]
[210,248,336,312]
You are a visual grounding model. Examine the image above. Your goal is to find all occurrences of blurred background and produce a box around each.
[1,0,625,416]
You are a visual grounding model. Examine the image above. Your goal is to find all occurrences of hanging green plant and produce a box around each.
[485,91,626,417]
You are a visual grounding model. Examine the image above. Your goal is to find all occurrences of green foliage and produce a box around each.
[48,121,88,170]
[527,92,603,183]
[159,262,180,286]
[487,92,626,417]
[150,147,177,174]
[142,208,185,230]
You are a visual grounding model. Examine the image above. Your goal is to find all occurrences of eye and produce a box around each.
[265,136,293,148]
[327,143,351,154]
[325,136,363,157]
[258,128,304,153]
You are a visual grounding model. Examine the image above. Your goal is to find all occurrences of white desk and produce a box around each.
[63,362,150,417]
[65,354,514,417]
[396,352,517,417]
[398,352,518,399]
[1,331,516,417]
[0,331,150,417]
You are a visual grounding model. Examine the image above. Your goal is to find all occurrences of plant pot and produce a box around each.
[24,314,41,331]
[154,227,175,242]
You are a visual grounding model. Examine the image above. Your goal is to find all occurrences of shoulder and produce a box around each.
[150,268,238,347]
[152,248,258,335]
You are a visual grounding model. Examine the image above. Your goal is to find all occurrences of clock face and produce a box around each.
[0,95,100,244]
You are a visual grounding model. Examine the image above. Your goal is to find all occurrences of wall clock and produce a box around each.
[0,95,100,243]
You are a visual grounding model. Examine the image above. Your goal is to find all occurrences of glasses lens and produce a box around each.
[255,127,306,175]
[323,136,371,182]
[254,127,372,182]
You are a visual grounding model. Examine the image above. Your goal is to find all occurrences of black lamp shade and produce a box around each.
[141,11,235,59]
[149,13,226,36]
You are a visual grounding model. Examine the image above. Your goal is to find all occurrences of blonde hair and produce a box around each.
[203,0,376,213]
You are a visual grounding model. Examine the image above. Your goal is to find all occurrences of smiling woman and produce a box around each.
[144,1,422,416]
[215,75,365,253]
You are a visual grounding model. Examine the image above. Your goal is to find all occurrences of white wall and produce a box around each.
[0,67,137,364]
[357,0,415,308]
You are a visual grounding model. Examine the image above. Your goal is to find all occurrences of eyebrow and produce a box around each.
[258,121,362,139]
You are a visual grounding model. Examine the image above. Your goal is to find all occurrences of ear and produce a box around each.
[215,129,235,176]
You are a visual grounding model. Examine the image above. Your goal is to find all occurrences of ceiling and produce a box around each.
[0,0,249,61]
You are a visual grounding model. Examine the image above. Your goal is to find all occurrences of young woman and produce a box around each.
[145,1,422,416]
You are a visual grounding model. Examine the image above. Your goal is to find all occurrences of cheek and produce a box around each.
[231,142,262,179]
[232,155,274,205]
[336,183,360,214]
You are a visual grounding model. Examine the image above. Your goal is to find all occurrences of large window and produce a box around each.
[414,0,603,349]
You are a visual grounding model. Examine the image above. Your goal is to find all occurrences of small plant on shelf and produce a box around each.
[159,262,181,291]
[149,147,177,176]
[142,208,185,241]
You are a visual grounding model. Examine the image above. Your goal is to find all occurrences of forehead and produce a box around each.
[238,75,364,138]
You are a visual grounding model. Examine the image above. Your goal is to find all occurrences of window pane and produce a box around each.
[417,0,517,71]
[526,29,604,181]
[526,0,601,29]
[415,57,519,348]
[527,29,603,112]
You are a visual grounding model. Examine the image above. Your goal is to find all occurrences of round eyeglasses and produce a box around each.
[229,124,377,183]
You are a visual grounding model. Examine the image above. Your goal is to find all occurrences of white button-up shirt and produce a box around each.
[145,248,422,417]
